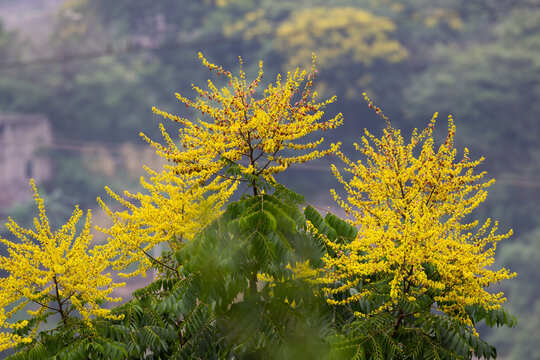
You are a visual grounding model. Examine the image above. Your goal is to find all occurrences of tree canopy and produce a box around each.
[0,1,536,357]
[0,54,516,360]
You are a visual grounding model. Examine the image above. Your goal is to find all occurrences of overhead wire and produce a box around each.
[0,2,539,189]
[44,137,540,189]
[0,1,539,71]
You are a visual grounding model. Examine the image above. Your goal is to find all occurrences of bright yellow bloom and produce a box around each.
[99,54,340,277]
[275,7,408,70]
[151,52,342,182]
[321,94,515,327]
[0,180,124,351]
[97,168,237,278]
[258,260,318,283]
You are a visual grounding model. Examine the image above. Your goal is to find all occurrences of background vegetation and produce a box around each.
[0,0,538,358]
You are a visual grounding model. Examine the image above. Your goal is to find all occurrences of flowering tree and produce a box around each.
[0,181,123,352]
[97,52,341,279]
[310,95,516,358]
[0,55,515,360]
[322,95,514,325]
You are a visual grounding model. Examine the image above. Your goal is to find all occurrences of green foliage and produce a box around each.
[4,166,516,359]
[306,200,516,360]
[0,21,20,61]
[402,7,540,231]
[6,188,331,359]
[12,181,508,359]
[324,300,510,360]
[1,1,530,357]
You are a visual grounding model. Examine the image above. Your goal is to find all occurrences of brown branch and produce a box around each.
[29,298,58,313]
[256,147,281,176]
[139,247,179,277]
[53,276,67,324]
[425,174,442,207]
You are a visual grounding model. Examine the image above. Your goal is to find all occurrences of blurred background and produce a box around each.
[0,0,538,358]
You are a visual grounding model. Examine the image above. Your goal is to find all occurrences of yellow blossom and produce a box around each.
[99,53,341,277]
[275,7,408,71]
[0,180,124,351]
[286,260,319,280]
[151,52,342,182]
[321,94,515,327]
[97,169,237,277]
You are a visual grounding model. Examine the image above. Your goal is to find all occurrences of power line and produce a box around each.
[0,32,221,70]
[1,3,538,190]
[1,0,535,23]
[0,1,539,71]
[46,138,540,189]
[0,6,58,21]
[50,139,146,152]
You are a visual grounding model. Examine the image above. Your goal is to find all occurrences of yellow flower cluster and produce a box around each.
[152,52,342,182]
[97,168,237,277]
[321,95,515,327]
[99,53,340,277]
[258,260,318,283]
[275,7,408,70]
[0,180,124,351]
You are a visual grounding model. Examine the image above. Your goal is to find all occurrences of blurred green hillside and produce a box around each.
[0,1,538,358]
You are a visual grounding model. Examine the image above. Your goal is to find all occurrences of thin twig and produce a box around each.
[139,247,179,276]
